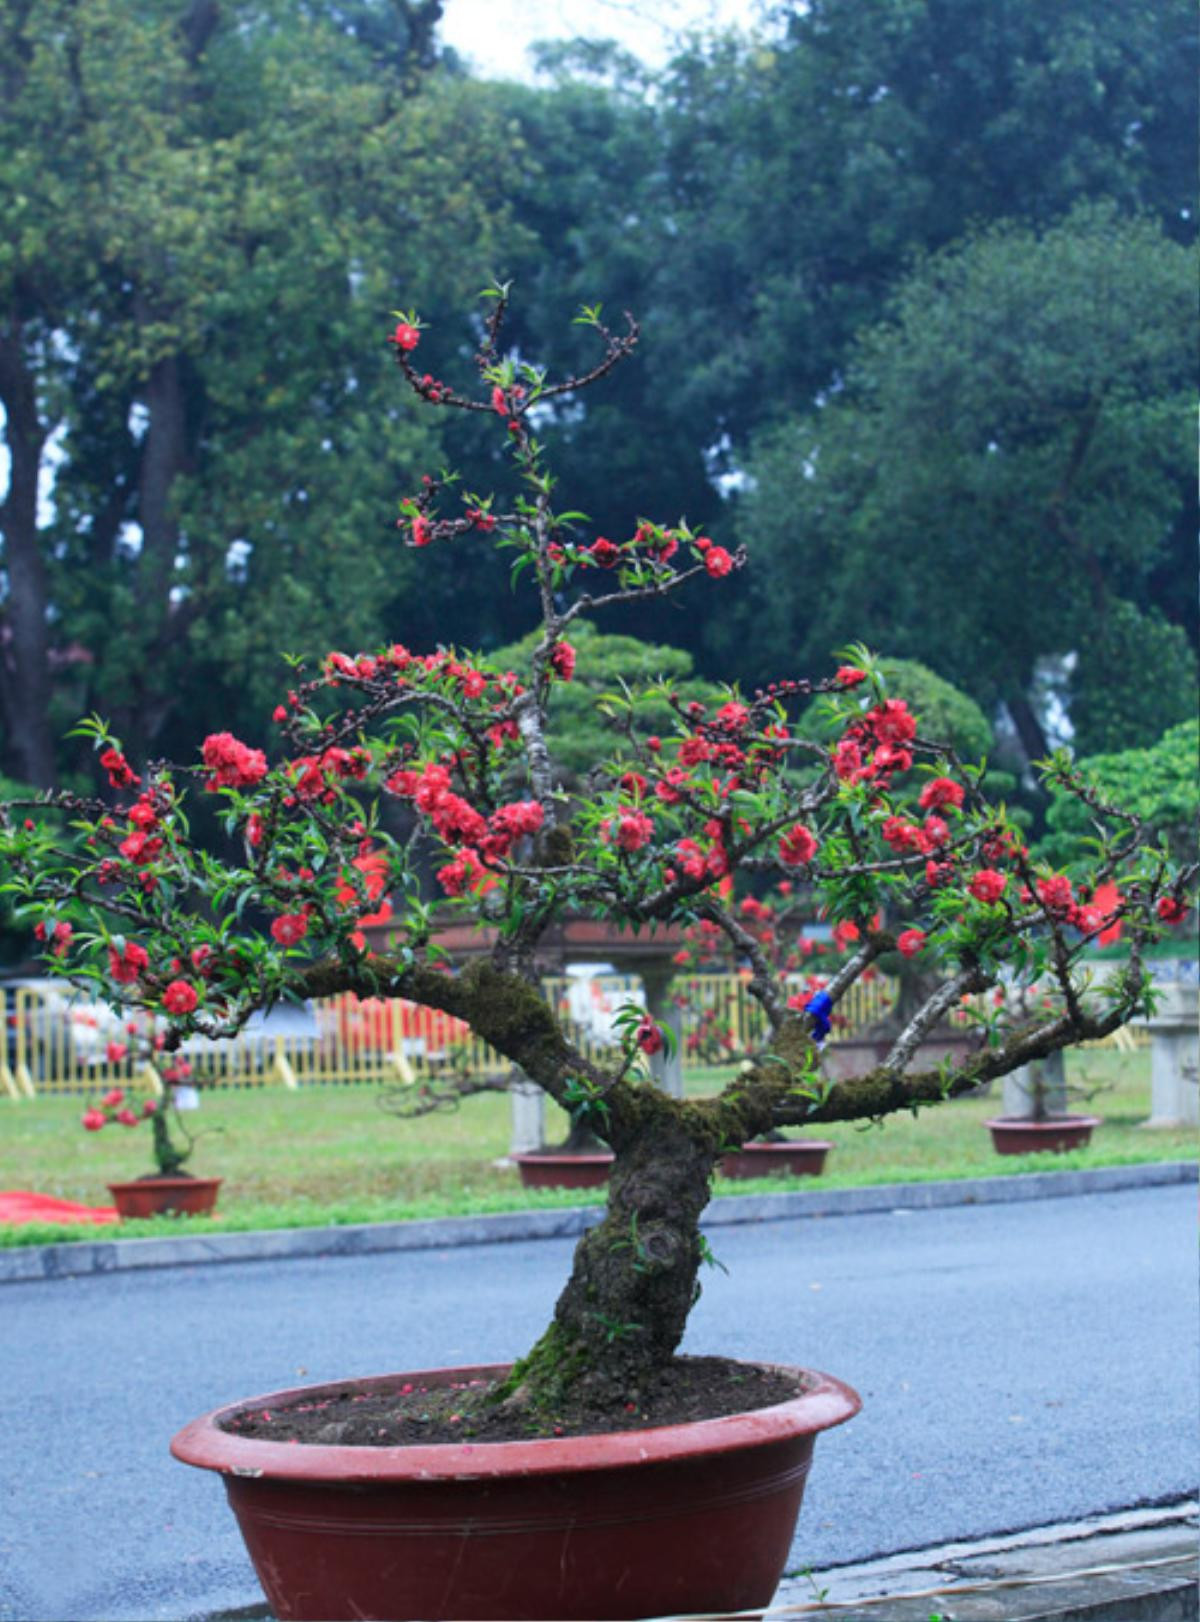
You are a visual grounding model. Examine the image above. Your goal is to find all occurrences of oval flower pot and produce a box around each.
[107,1175,222,1219]
[171,1361,860,1621]
[720,1140,834,1179]
[984,1116,1101,1156]
[512,1150,614,1190]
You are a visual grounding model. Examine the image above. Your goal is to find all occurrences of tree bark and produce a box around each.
[1007,689,1050,767]
[0,316,57,787]
[506,1096,722,1408]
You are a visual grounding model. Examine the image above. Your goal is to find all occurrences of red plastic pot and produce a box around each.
[512,1150,614,1190]
[720,1140,833,1179]
[171,1360,860,1621]
[984,1116,1100,1155]
[107,1175,222,1218]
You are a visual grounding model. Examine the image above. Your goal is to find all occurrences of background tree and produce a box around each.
[0,0,522,782]
[728,207,1195,759]
[1038,720,1200,872]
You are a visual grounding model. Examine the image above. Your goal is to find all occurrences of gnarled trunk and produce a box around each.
[505,1095,721,1409]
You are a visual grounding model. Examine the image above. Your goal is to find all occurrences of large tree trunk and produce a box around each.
[0,315,57,787]
[503,1095,720,1409]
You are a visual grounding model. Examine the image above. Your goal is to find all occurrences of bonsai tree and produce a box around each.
[2,291,1194,1416]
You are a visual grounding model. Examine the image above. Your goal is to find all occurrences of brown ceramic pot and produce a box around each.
[107,1175,222,1219]
[171,1360,860,1621]
[720,1140,833,1179]
[512,1150,614,1190]
[984,1116,1100,1155]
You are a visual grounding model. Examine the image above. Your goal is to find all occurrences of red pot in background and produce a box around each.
[984,1116,1100,1155]
[512,1151,614,1190]
[720,1140,833,1179]
[107,1175,222,1218]
[171,1360,861,1622]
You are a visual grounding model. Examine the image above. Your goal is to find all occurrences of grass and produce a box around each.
[0,1048,1191,1248]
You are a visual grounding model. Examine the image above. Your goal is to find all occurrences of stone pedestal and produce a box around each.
[506,963,684,1154]
[1002,1049,1067,1119]
[639,960,684,1099]
[507,1067,546,1155]
[1142,982,1199,1128]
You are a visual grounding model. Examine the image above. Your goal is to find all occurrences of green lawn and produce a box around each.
[0,1048,1190,1247]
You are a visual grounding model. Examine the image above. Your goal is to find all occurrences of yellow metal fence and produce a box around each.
[0,972,1146,1100]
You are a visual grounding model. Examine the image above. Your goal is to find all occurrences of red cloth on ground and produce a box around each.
[0,1190,119,1225]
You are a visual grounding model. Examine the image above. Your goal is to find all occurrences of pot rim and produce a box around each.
[510,1150,615,1164]
[170,1360,860,1483]
[983,1115,1101,1130]
[107,1175,224,1190]
[729,1140,835,1152]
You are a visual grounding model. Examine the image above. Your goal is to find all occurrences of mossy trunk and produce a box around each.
[503,1097,721,1410]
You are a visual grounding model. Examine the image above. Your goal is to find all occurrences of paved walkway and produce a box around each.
[1,1181,1195,1620]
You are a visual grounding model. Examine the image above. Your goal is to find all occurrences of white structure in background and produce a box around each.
[508,964,683,1156]
[1142,979,1198,1129]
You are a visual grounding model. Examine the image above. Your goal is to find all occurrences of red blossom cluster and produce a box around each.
[202,733,268,791]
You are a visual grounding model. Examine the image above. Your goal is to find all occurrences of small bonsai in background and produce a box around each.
[2,289,1194,1417]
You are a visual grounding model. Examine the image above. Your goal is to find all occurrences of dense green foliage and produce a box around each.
[1039,720,1200,870]
[1,0,1194,787]
[728,207,1195,758]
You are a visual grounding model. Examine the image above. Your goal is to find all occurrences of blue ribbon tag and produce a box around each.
[803,990,833,1044]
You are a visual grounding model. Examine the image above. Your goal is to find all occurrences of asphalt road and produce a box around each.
[1,1184,1194,1621]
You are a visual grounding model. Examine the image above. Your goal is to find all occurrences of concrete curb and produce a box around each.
[769,1501,1199,1621]
[1,1159,1194,1285]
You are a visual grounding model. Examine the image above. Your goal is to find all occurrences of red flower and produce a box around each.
[81,1108,106,1132]
[589,537,621,568]
[102,1087,125,1108]
[163,980,199,1016]
[99,746,140,789]
[127,799,159,832]
[1036,875,1074,917]
[105,1041,128,1064]
[925,859,954,889]
[1157,895,1188,925]
[881,816,923,853]
[108,941,149,984]
[119,831,164,865]
[391,322,420,352]
[636,1017,664,1056]
[549,641,576,681]
[704,545,734,578]
[116,1107,139,1127]
[918,777,965,812]
[411,516,432,547]
[836,666,867,687]
[202,732,268,791]
[969,869,1007,904]
[896,929,927,958]
[614,811,654,852]
[865,700,916,746]
[34,920,73,957]
[271,913,309,948]
[778,824,819,866]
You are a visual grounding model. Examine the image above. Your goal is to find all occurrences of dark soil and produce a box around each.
[221,1356,807,1448]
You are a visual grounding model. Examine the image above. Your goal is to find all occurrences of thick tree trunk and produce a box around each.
[1007,690,1050,769]
[0,317,57,787]
[116,321,193,758]
[504,1095,722,1408]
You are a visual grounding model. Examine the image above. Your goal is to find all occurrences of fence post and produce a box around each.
[140,1063,165,1097]
[273,1039,299,1090]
